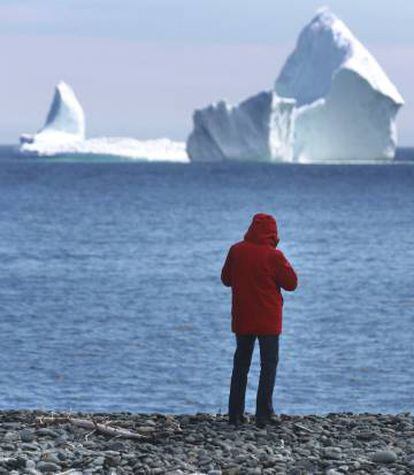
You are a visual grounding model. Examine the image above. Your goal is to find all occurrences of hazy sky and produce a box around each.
[1,0,413,144]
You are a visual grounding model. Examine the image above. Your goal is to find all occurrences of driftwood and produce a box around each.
[37,415,150,440]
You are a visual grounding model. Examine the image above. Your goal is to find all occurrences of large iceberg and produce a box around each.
[19,82,188,162]
[276,8,404,162]
[187,8,404,163]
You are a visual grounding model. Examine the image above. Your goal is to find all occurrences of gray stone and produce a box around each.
[4,431,18,441]
[21,442,40,451]
[0,443,15,451]
[0,457,26,470]
[54,435,68,446]
[26,460,37,470]
[20,429,34,442]
[2,422,22,429]
[36,428,60,438]
[323,447,343,459]
[356,431,374,440]
[42,452,61,465]
[58,471,84,475]
[234,454,248,463]
[94,456,105,466]
[371,450,398,464]
[36,461,61,472]
[106,441,125,451]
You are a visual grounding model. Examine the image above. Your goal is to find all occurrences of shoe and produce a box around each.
[255,413,280,428]
[255,415,268,428]
[228,414,245,427]
[267,414,280,426]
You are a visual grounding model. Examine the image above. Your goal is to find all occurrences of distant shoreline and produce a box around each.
[0,410,412,473]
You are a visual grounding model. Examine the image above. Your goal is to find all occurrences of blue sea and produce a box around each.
[0,147,413,415]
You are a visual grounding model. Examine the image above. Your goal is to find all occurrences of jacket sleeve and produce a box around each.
[273,249,298,291]
[221,247,233,287]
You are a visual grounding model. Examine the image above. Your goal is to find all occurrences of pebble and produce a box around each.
[21,442,40,451]
[323,447,343,459]
[42,452,61,465]
[38,428,61,438]
[371,450,398,464]
[4,431,18,441]
[26,460,37,470]
[36,461,61,472]
[20,428,34,442]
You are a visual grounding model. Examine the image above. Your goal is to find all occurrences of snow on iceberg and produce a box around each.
[187,91,295,162]
[19,81,188,162]
[20,81,85,150]
[276,8,404,162]
[187,8,404,163]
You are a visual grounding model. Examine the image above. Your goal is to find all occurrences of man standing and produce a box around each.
[221,213,298,428]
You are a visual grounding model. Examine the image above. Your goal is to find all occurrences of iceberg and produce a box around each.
[187,91,295,162]
[276,8,404,162]
[20,81,85,150]
[187,8,404,163]
[19,82,188,162]
[21,136,188,162]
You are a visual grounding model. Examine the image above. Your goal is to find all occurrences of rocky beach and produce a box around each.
[0,410,412,474]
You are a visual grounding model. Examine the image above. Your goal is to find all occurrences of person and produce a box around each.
[221,213,298,428]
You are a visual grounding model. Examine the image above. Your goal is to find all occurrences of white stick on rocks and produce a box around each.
[37,416,151,439]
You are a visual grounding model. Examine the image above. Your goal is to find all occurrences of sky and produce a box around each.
[1,0,413,144]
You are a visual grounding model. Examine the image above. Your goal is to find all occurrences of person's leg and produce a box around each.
[256,335,280,421]
[228,334,256,422]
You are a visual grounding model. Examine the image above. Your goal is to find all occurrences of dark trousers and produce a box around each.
[228,334,279,420]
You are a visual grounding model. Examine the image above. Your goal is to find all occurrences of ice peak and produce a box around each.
[307,8,360,55]
[20,81,85,148]
[311,6,337,25]
[275,8,403,106]
[43,81,85,138]
[57,79,69,89]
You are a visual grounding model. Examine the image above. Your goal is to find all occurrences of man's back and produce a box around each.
[221,214,297,335]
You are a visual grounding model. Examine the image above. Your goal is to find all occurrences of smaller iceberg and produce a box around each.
[20,81,85,151]
[19,81,188,162]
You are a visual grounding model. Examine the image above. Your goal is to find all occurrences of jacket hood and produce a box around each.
[244,213,279,247]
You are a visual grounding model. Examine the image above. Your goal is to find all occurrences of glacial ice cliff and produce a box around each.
[187,8,404,162]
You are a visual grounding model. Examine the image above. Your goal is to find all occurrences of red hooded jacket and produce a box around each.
[221,213,298,335]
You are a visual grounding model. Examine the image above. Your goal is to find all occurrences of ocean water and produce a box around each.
[0,149,413,415]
